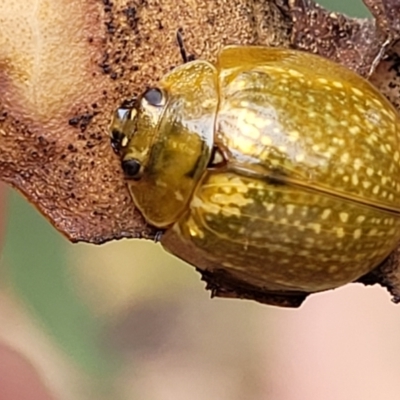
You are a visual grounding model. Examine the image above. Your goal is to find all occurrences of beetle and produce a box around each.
[110,45,400,295]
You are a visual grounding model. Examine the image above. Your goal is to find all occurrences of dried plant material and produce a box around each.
[2,0,400,306]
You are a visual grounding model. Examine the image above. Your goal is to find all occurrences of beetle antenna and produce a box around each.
[176,29,188,63]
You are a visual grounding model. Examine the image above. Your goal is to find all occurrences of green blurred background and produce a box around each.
[3,1,400,399]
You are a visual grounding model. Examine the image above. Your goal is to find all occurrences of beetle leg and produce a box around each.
[368,36,392,77]
[154,230,164,243]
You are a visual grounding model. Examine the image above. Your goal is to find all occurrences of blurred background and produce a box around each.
[2,1,400,399]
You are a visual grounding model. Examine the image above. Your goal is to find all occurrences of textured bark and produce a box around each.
[1,0,400,306]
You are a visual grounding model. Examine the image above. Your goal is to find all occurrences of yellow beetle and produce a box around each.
[110,46,400,295]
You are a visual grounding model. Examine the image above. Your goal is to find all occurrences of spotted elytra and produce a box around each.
[110,46,400,296]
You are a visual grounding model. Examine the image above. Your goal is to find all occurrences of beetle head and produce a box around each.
[110,88,166,180]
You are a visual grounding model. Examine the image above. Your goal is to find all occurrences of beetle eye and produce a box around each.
[143,87,165,107]
[122,158,143,180]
